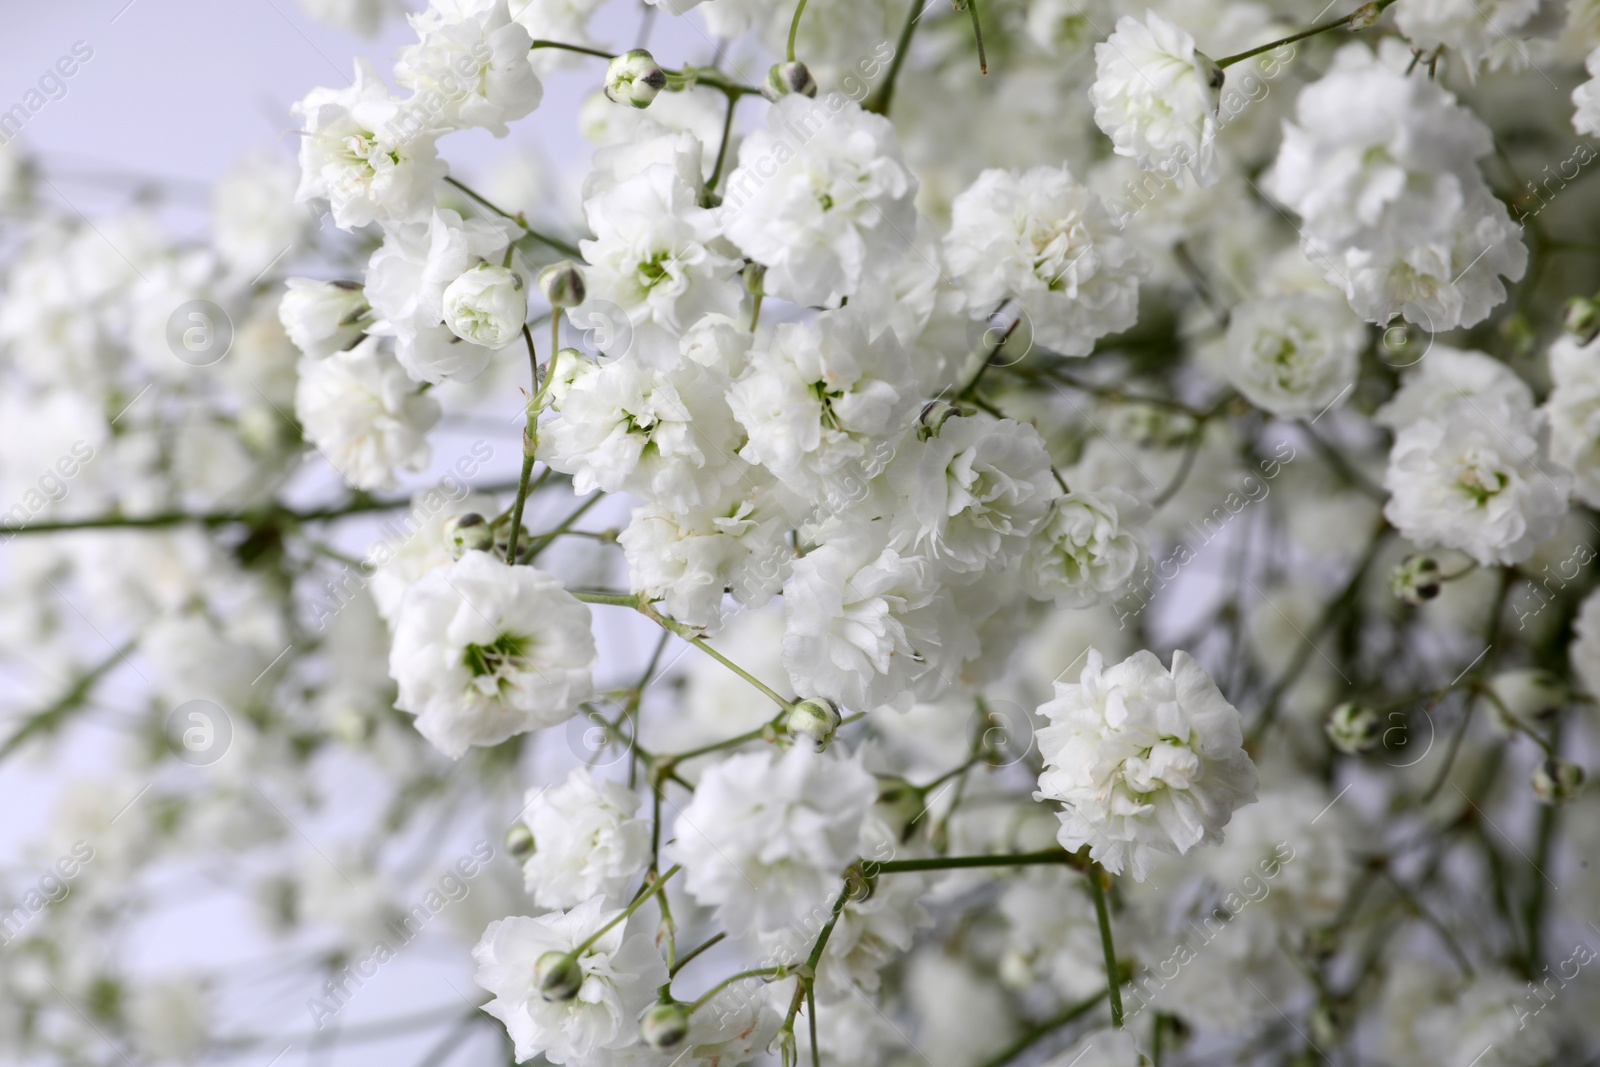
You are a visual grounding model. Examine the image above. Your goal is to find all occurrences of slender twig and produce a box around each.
[1089,864,1124,1028]
[1214,0,1397,69]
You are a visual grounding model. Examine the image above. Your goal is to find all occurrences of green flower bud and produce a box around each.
[1564,296,1600,345]
[1325,702,1380,755]
[786,697,842,748]
[1389,555,1442,606]
[605,49,668,108]
[445,512,495,557]
[535,951,583,1002]
[1532,758,1584,805]
[640,1000,692,1050]
[538,260,587,310]
[763,60,818,101]
[505,822,535,860]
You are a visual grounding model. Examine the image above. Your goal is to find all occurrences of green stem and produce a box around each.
[572,591,794,709]
[1215,0,1396,69]
[865,0,924,116]
[505,325,548,563]
[529,38,615,59]
[787,0,809,62]
[444,176,582,258]
[1089,863,1124,1028]
[670,932,726,977]
[964,0,987,75]
[0,645,132,760]
[687,966,786,1013]
[975,991,1108,1067]
[574,865,681,955]
[872,850,1089,874]
[706,90,742,198]
[2,485,524,538]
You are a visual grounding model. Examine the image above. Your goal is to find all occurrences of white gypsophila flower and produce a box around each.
[211,156,309,277]
[1542,333,1600,506]
[279,278,370,358]
[293,338,440,491]
[1222,292,1366,419]
[1266,44,1526,329]
[1374,346,1535,430]
[516,769,650,909]
[727,310,917,499]
[541,356,745,511]
[395,0,542,136]
[1381,962,1556,1067]
[581,121,707,202]
[292,59,447,231]
[1035,648,1258,880]
[1575,46,1600,135]
[1337,188,1527,329]
[1395,0,1541,77]
[667,744,876,937]
[365,207,516,381]
[387,551,596,757]
[1090,11,1224,187]
[473,897,668,1064]
[998,869,1108,1002]
[1382,393,1569,566]
[618,479,796,631]
[1024,488,1150,608]
[886,414,1058,576]
[781,531,943,711]
[577,163,743,366]
[127,978,208,1064]
[1570,588,1600,697]
[441,263,526,348]
[720,92,918,307]
[943,165,1144,357]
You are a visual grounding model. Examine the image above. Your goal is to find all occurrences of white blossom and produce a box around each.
[387,551,596,757]
[944,166,1144,357]
[1222,292,1366,419]
[473,897,668,1064]
[293,338,440,491]
[395,0,542,136]
[1383,392,1569,566]
[1024,488,1150,608]
[440,263,527,348]
[292,59,447,230]
[516,769,651,909]
[668,745,876,937]
[1090,12,1224,187]
[1035,648,1258,879]
[721,93,918,307]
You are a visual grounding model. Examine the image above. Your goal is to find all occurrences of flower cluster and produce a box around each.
[10,0,1600,1065]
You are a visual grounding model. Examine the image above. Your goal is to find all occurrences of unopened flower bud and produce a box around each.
[640,1000,691,1050]
[763,60,818,101]
[442,264,527,349]
[535,951,583,1001]
[1348,1,1383,29]
[1564,296,1600,345]
[786,697,842,748]
[505,822,535,860]
[919,399,961,437]
[445,512,495,557]
[742,261,766,298]
[1389,555,1442,606]
[1531,758,1584,805]
[606,49,668,108]
[539,260,587,309]
[1325,702,1380,755]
